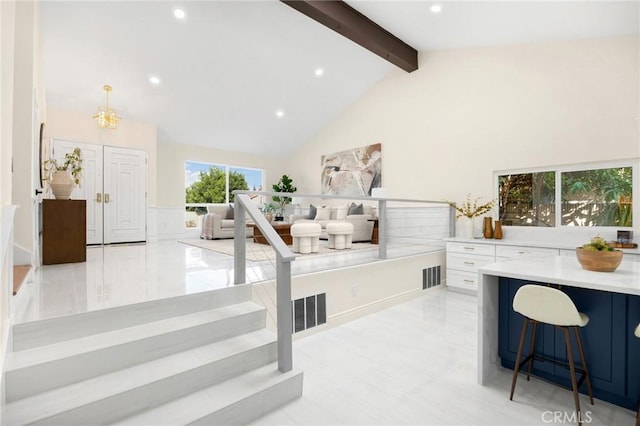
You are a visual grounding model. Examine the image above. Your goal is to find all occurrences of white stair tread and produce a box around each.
[6,301,264,371]
[113,363,303,426]
[4,329,277,426]
[11,284,253,351]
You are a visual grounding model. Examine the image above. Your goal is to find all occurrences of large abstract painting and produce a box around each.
[321,143,382,196]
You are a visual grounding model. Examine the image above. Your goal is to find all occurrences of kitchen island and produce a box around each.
[478,254,640,410]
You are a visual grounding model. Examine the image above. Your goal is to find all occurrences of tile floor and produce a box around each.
[20,241,638,425]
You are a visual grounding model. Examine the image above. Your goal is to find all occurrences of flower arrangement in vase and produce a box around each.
[445,193,496,239]
[43,147,83,199]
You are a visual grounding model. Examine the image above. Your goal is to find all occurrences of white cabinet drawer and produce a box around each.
[447,253,496,272]
[446,270,478,290]
[496,246,558,259]
[446,242,495,256]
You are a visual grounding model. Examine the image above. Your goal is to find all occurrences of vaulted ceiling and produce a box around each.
[39,1,639,156]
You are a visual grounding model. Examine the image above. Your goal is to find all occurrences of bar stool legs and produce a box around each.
[510,320,594,426]
[573,326,594,405]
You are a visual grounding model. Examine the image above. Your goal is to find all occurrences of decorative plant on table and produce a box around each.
[43,147,83,200]
[261,202,278,222]
[576,236,623,272]
[272,175,297,221]
[445,193,496,238]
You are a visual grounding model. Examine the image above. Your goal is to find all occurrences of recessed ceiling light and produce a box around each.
[149,76,161,85]
[430,4,442,13]
[314,68,324,77]
[174,8,186,20]
[276,110,285,119]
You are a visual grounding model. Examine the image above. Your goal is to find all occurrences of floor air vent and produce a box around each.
[423,265,442,289]
[292,293,326,333]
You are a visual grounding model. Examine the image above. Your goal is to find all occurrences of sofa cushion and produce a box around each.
[220,219,234,228]
[348,202,364,215]
[315,206,331,221]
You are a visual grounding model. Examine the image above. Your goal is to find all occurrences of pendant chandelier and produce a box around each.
[93,85,121,129]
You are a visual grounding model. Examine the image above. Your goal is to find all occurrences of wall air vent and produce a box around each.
[292,293,326,333]
[423,265,442,289]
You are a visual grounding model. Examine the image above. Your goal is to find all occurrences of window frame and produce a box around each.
[494,158,638,230]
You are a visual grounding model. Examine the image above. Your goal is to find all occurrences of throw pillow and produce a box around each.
[348,202,364,215]
[307,204,317,219]
[332,203,349,220]
[315,206,331,221]
[226,204,234,220]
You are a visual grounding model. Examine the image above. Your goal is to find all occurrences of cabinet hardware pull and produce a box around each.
[463,247,474,250]
[464,261,474,265]
[104,193,110,203]
[463,280,474,284]
[518,251,525,254]
[96,193,102,203]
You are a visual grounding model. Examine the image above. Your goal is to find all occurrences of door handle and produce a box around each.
[96,193,102,203]
[104,193,110,203]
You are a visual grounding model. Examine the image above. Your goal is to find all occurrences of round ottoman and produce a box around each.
[326,222,354,250]
[291,222,322,254]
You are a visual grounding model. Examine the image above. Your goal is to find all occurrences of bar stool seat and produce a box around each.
[510,284,594,426]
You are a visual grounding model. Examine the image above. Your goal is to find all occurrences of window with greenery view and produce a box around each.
[499,171,556,227]
[498,163,633,228]
[561,167,632,227]
[184,161,264,228]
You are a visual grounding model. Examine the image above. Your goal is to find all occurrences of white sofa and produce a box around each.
[289,202,375,242]
[200,203,254,240]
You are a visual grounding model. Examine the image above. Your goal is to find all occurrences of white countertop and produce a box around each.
[479,254,640,296]
[446,237,640,255]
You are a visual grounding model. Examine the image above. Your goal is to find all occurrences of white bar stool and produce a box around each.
[509,284,594,426]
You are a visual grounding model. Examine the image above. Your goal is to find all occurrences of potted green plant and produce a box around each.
[272,175,297,221]
[44,147,83,200]
[261,202,278,223]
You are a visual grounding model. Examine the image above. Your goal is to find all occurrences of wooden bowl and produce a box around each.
[575,247,623,272]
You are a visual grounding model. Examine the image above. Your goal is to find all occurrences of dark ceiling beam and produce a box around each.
[281,0,418,73]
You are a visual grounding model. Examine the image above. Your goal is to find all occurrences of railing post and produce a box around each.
[276,254,293,372]
[233,200,246,285]
[378,199,387,260]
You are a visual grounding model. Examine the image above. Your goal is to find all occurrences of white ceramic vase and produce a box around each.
[50,170,74,200]
[465,217,474,239]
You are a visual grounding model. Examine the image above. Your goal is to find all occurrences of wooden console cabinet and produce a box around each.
[42,199,86,265]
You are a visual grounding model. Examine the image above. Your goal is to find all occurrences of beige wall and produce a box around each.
[11,0,46,251]
[46,108,158,206]
[157,140,286,208]
[1,0,16,208]
[288,36,640,206]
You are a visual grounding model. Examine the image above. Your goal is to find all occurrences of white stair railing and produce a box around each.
[233,194,295,373]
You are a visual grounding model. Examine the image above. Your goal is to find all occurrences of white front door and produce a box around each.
[52,140,146,245]
[103,146,147,244]
[53,140,104,245]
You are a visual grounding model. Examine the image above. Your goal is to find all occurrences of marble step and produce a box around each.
[5,301,265,402]
[12,284,252,351]
[113,363,304,426]
[3,329,279,426]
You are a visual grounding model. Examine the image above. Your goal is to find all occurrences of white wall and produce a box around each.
[156,140,287,208]
[288,36,640,210]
